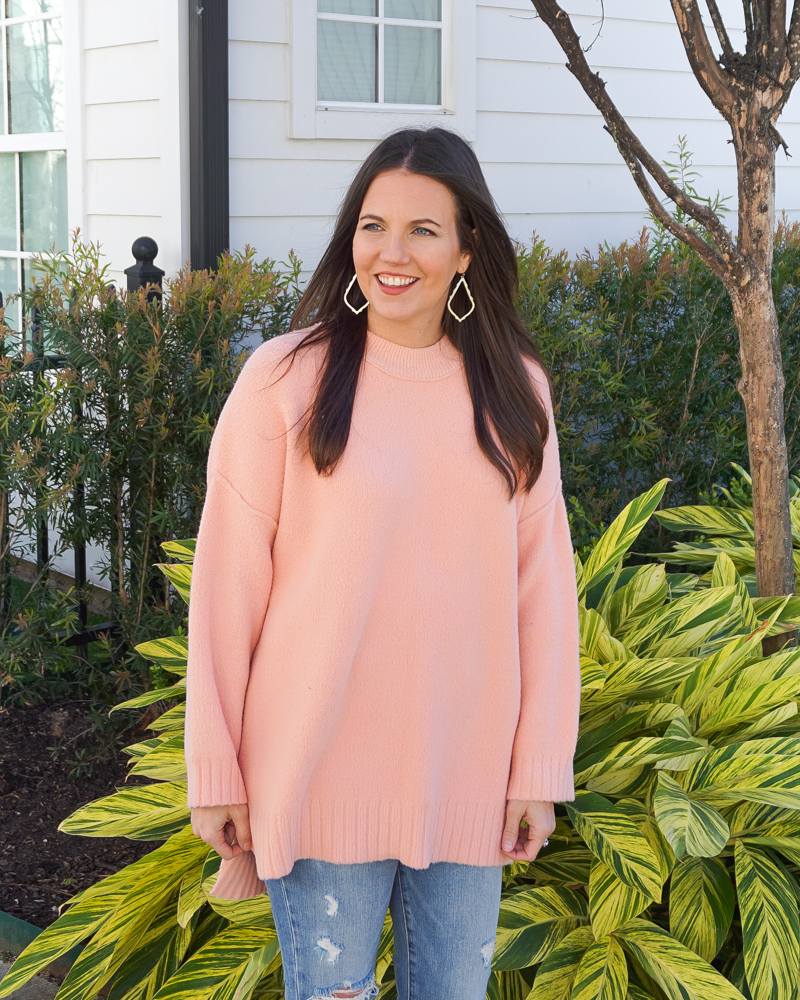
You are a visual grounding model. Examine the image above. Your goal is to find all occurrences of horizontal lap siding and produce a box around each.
[227,0,800,267]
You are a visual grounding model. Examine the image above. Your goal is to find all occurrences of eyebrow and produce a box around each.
[359,214,442,227]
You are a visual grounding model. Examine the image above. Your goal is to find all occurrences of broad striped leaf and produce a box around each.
[589,860,650,938]
[654,506,753,538]
[493,887,589,971]
[616,919,746,1000]
[565,791,662,901]
[133,636,189,674]
[574,737,704,785]
[668,856,734,961]
[725,702,799,744]
[110,681,187,713]
[654,773,729,858]
[582,480,670,594]
[528,848,594,886]
[575,709,652,761]
[160,538,196,563]
[488,971,531,1000]
[156,562,192,604]
[734,841,800,1000]
[712,552,758,632]
[623,587,737,659]
[58,782,189,840]
[571,936,628,1000]
[583,657,700,709]
[150,702,186,733]
[695,675,800,738]
[149,926,278,1000]
[177,850,220,929]
[52,831,207,1000]
[740,836,800,867]
[581,659,608,694]
[106,892,193,1000]
[616,800,675,883]
[129,734,187,781]
[0,847,162,999]
[605,564,668,638]
[674,628,774,720]
[528,927,595,1000]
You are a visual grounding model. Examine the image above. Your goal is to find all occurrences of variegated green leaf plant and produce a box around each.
[5,485,800,1000]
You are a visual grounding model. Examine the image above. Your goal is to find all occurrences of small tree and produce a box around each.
[530,1,799,647]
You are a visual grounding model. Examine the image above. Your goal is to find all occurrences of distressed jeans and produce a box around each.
[264,858,504,1000]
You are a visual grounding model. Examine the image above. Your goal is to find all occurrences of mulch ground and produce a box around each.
[0,702,161,930]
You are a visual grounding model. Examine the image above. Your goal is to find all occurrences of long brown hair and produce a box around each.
[282,127,550,499]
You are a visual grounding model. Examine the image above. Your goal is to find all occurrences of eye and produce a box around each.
[362,222,382,231]
[413,226,435,236]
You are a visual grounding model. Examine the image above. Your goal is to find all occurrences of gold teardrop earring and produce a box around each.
[447,272,475,322]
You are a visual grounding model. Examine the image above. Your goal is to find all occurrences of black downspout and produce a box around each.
[189,0,230,271]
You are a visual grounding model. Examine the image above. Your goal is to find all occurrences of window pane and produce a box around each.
[0,154,17,251]
[0,256,20,334]
[318,0,376,14]
[8,18,64,133]
[385,0,440,19]
[6,0,61,14]
[385,26,440,104]
[21,149,66,251]
[318,19,376,102]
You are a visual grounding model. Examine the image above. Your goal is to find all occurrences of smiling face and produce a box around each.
[351,168,471,347]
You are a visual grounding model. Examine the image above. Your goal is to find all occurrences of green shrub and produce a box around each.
[520,222,800,557]
[0,239,301,706]
[4,482,800,1000]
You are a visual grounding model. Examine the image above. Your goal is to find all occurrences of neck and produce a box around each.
[366,304,446,349]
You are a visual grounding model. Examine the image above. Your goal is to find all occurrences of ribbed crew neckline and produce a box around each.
[365,329,463,381]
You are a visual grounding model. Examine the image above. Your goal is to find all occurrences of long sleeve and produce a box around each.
[506,361,581,803]
[185,346,288,809]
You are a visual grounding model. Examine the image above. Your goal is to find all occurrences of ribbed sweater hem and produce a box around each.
[186,757,248,808]
[210,798,510,897]
[506,754,576,803]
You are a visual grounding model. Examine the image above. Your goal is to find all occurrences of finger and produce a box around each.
[233,808,253,852]
[502,801,525,854]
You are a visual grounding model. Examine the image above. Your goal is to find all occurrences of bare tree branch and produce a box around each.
[607,130,731,277]
[528,0,742,273]
[705,0,737,64]
[669,0,739,115]
[787,0,800,80]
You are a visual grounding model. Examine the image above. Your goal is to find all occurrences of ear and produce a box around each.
[459,227,478,272]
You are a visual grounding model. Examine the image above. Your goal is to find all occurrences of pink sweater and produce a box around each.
[185,328,581,899]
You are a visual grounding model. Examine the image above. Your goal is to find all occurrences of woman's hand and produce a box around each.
[501,799,555,861]
[191,804,253,860]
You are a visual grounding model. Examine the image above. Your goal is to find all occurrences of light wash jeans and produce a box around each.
[264,858,504,1000]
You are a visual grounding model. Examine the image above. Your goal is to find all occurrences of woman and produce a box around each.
[185,127,581,1000]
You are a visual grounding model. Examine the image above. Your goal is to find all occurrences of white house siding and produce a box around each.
[228,0,800,275]
[76,0,189,287]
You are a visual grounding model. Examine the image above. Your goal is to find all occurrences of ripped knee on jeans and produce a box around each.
[307,969,380,999]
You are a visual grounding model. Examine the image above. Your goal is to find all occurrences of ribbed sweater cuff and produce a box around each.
[186,758,248,808]
[210,852,266,899]
[507,755,576,803]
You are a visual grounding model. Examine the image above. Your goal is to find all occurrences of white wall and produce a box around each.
[75,0,190,288]
[228,0,800,273]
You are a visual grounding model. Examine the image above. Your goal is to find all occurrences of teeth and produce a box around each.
[378,275,417,287]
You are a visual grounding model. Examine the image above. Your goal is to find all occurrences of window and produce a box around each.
[0,0,65,336]
[317,0,442,107]
[290,0,475,140]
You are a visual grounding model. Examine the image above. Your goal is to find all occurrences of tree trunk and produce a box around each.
[730,273,797,653]
[726,120,797,652]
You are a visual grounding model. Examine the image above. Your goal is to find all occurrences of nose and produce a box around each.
[379,231,410,266]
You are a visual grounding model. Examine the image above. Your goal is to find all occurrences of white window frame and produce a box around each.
[290,0,476,140]
[0,3,71,328]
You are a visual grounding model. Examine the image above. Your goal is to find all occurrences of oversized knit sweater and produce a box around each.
[185,327,581,899]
